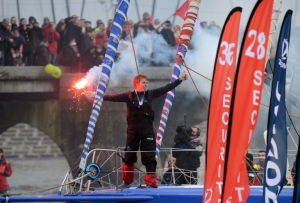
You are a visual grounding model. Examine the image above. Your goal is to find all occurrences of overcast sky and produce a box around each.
[1,0,299,30]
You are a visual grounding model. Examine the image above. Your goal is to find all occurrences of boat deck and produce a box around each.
[1,185,293,202]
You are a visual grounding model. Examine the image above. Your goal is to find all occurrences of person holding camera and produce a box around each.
[162,125,203,185]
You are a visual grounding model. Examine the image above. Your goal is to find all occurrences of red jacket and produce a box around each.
[43,23,60,55]
[95,30,108,46]
[0,156,12,191]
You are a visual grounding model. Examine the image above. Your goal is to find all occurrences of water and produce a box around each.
[7,157,70,195]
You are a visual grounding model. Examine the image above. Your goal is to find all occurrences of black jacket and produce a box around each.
[0,23,8,49]
[35,45,49,66]
[103,79,182,136]
[31,26,44,52]
[173,139,202,170]
[160,28,176,47]
[60,45,78,67]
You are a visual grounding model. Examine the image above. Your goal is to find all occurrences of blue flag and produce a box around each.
[263,10,292,203]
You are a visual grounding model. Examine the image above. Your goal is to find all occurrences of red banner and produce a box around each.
[173,0,189,20]
[222,0,274,202]
[203,7,242,203]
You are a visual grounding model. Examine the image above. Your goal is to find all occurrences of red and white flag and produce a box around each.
[173,0,189,20]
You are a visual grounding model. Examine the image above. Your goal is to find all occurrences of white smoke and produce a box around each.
[185,30,220,99]
[82,29,220,96]
[84,65,103,91]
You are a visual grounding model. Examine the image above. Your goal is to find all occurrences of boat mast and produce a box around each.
[79,0,131,170]
[156,0,201,159]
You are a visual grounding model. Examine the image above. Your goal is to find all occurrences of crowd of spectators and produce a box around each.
[0,12,221,72]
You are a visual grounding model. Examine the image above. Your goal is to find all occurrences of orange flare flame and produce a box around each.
[74,78,88,90]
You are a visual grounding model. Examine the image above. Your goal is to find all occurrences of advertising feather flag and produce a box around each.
[263,10,292,203]
[203,7,242,203]
[221,0,274,202]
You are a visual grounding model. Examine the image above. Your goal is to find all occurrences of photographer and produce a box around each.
[162,126,203,185]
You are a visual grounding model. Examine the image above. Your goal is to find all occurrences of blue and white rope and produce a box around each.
[155,0,200,159]
[79,0,130,170]
[155,44,187,159]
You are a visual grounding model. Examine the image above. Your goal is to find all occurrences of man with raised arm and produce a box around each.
[84,72,188,188]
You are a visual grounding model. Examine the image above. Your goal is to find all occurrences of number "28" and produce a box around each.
[245,29,266,59]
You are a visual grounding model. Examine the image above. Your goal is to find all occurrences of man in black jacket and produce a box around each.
[106,73,188,188]
[160,21,176,47]
[162,126,203,185]
[0,19,11,66]
[85,72,188,188]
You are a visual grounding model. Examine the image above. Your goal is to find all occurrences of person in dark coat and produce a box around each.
[28,16,36,25]
[83,73,189,189]
[64,15,81,43]
[160,20,176,47]
[93,45,104,66]
[0,19,10,66]
[35,41,49,66]
[10,16,17,30]
[77,28,95,71]
[59,38,80,72]
[19,24,33,65]
[162,126,203,185]
[56,22,67,55]
[31,22,44,65]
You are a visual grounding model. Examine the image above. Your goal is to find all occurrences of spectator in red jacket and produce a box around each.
[0,149,12,194]
[44,22,60,65]
[95,22,108,47]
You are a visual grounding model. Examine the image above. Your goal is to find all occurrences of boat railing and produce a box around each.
[58,148,296,195]
[59,147,205,195]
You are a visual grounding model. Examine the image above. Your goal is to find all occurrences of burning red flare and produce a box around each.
[73,78,88,90]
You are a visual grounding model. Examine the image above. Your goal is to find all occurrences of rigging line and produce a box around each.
[5,173,90,196]
[96,150,103,163]
[258,101,300,121]
[183,62,299,120]
[264,71,273,81]
[174,165,199,181]
[183,62,209,110]
[126,15,139,74]
[185,65,212,81]
[287,126,298,149]
[265,56,300,137]
[69,155,81,174]
[99,151,115,168]
[245,156,265,171]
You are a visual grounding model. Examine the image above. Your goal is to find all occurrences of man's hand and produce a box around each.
[180,70,188,81]
[82,91,96,99]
